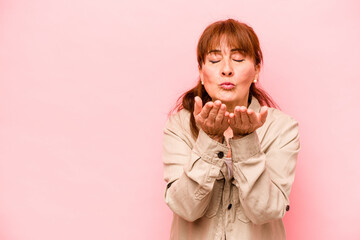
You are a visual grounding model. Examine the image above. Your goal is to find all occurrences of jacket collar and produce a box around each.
[248,96,261,113]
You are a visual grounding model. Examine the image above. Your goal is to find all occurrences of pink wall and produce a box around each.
[1,0,360,239]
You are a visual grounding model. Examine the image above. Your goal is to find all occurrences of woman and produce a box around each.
[162,19,300,240]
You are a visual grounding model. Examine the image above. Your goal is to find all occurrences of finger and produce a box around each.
[225,111,230,118]
[200,101,213,119]
[229,112,236,127]
[222,111,230,128]
[221,109,230,125]
[240,106,250,126]
[215,103,226,124]
[259,106,268,124]
[194,96,203,116]
[247,109,258,125]
[234,106,242,125]
[207,100,221,121]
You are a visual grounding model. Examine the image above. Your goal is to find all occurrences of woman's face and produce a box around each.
[199,40,260,108]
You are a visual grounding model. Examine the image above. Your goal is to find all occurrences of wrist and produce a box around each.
[208,134,224,143]
[232,133,249,140]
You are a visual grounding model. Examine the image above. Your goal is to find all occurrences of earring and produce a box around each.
[201,80,204,85]
[253,79,257,83]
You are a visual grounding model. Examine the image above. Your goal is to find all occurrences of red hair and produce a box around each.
[171,19,278,138]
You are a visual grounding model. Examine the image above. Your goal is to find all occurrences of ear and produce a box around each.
[198,65,203,82]
[254,64,261,79]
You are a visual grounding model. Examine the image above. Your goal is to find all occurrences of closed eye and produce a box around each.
[209,60,220,64]
[233,59,244,62]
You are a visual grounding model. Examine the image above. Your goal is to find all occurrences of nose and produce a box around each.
[221,60,233,77]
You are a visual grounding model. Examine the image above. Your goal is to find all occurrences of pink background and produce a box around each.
[1,0,360,239]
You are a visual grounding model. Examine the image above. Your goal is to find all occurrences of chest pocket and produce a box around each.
[205,179,224,218]
[232,185,251,223]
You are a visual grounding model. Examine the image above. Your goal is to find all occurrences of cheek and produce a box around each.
[202,68,217,83]
[201,69,218,97]
[238,66,256,81]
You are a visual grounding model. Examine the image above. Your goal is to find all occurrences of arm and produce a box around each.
[162,113,228,222]
[229,114,300,225]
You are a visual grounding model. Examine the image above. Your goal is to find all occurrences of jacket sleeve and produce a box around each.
[229,114,300,225]
[162,113,229,222]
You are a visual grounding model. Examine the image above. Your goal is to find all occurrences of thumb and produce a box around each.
[194,96,203,116]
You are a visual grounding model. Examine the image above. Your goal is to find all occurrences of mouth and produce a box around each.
[219,82,235,90]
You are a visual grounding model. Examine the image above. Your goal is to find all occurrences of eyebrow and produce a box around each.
[208,49,221,54]
[230,48,244,53]
[207,48,244,54]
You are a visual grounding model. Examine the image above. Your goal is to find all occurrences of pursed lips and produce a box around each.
[219,82,235,90]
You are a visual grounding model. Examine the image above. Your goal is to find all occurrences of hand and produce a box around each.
[194,96,230,143]
[229,105,268,139]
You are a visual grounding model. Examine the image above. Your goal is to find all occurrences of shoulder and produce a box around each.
[165,108,191,130]
[250,97,298,127]
[260,107,300,148]
[163,108,194,144]
[266,107,299,127]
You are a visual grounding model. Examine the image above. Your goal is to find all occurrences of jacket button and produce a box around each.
[227,203,232,210]
[286,205,290,211]
[217,151,224,158]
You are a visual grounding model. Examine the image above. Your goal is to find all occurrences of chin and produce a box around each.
[214,94,237,103]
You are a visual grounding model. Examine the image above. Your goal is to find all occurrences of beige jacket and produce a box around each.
[162,97,300,240]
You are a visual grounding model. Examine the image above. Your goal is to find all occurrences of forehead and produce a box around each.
[206,35,247,55]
